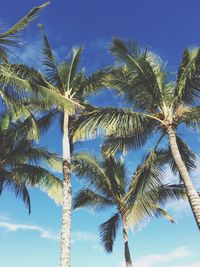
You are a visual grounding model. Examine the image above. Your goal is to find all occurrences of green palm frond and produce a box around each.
[1,176,31,213]
[109,38,164,110]
[99,213,120,253]
[72,152,113,197]
[127,183,185,226]
[175,48,200,104]
[73,189,114,210]
[39,24,63,90]
[9,164,62,205]
[181,106,200,130]
[0,114,63,208]
[82,69,108,97]
[126,149,167,203]
[156,184,186,203]
[103,156,127,197]
[36,109,60,133]
[0,64,83,114]
[66,47,83,92]
[0,2,49,62]
[73,107,156,142]
[155,206,176,223]
[101,118,158,156]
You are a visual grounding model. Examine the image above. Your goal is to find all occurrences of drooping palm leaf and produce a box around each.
[99,213,120,253]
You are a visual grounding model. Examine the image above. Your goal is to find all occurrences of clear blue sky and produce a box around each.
[0,1,200,267]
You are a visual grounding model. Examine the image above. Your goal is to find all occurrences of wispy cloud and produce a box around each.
[72,231,98,243]
[120,246,191,267]
[172,263,200,267]
[134,246,190,267]
[0,215,99,246]
[0,216,59,240]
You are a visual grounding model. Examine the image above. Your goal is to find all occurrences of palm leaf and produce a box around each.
[109,38,163,110]
[99,213,120,253]
[0,2,50,62]
[175,48,200,104]
[39,24,63,90]
[67,47,83,92]
[73,189,114,210]
[72,152,113,197]
[73,107,156,142]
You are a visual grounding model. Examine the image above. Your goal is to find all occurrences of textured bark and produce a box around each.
[60,109,72,267]
[168,126,200,229]
[122,217,133,267]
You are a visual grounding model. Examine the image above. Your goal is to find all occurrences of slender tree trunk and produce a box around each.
[122,216,133,267]
[168,126,200,229]
[60,108,72,267]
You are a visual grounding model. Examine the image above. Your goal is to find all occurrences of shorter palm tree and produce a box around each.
[73,39,200,228]
[0,112,62,212]
[73,150,185,267]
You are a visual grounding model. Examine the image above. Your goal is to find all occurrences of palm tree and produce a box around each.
[12,25,106,267]
[74,38,200,229]
[0,112,62,212]
[73,150,185,267]
[0,1,81,138]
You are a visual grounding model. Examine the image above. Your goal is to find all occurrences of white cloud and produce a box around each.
[172,263,200,267]
[134,246,190,267]
[72,231,98,243]
[0,216,59,240]
[14,40,43,69]
[0,216,99,245]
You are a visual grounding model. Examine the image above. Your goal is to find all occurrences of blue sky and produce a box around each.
[0,1,200,267]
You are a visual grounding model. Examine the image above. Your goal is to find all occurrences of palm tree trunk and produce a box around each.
[122,217,133,267]
[168,126,200,229]
[60,108,72,267]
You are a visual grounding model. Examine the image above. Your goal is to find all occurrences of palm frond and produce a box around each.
[126,149,167,203]
[66,47,83,92]
[103,156,127,197]
[10,164,62,205]
[109,38,164,110]
[101,119,157,156]
[0,2,49,62]
[73,107,156,142]
[155,206,176,223]
[175,48,200,104]
[1,175,31,213]
[73,189,114,210]
[0,64,83,113]
[127,183,185,226]
[39,24,63,90]
[72,152,113,197]
[99,213,120,253]
[181,106,200,131]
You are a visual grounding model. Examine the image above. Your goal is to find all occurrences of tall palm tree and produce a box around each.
[74,38,200,229]
[0,112,62,211]
[0,2,80,138]
[73,150,185,267]
[12,25,106,267]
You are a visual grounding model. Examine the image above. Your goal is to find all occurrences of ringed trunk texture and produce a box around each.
[60,109,72,267]
[168,126,200,229]
[122,217,133,267]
